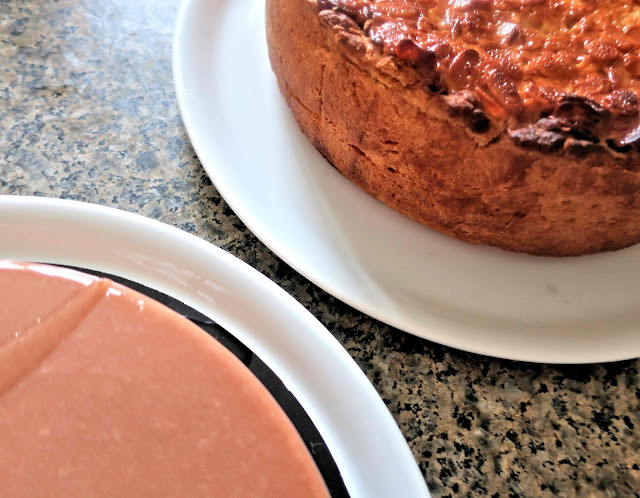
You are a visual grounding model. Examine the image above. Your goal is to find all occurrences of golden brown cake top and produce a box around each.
[320,0,640,148]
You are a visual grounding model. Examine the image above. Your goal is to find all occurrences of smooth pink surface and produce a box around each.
[0,262,95,348]
[0,262,329,497]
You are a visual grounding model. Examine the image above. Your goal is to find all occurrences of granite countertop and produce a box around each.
[1,1,639,496]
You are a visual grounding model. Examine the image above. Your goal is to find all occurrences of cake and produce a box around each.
[266,0,640,256]
[0,261,329,497]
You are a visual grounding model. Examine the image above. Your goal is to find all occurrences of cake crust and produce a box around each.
[266,0,640,255]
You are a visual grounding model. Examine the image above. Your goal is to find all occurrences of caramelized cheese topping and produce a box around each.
[321,0,640,145]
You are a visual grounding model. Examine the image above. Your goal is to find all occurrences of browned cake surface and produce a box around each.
[266,0,640,255]
[318,0,640,140]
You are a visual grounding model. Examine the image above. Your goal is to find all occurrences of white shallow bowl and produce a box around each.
[173,0,640,364]
[0,195,429,498]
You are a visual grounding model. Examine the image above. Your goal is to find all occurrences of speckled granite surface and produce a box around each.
[1,1,640,496]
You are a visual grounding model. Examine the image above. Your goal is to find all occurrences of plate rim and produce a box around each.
[0,195,429,498]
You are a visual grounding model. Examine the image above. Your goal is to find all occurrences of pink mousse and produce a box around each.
[0,261,329,497]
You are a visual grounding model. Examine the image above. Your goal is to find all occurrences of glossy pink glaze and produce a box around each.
[0,262,329,497]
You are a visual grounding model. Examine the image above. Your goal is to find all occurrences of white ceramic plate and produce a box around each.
[173,0,640,364]
[0,196,429,498]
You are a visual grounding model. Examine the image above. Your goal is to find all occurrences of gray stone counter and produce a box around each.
[1,1,639,496]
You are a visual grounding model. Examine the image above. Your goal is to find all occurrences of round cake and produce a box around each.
[266,0,640,256]
[0,261,329,497]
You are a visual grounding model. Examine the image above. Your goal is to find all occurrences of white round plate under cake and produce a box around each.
[173,0,640,364]
[0,196,429,498]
